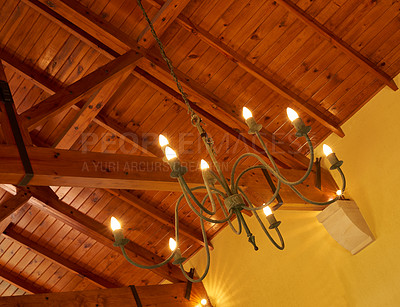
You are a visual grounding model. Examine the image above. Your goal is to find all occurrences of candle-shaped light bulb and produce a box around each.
[165,146,177,161]
[169,238,177,251]
[286,107,299,122]
[242,107,253,120]
[336,190,342,196]
[323,144,333,156]
[200,159,210,170]
[263,205,272,217]
[159,134,169,147]
[201,298,207,306]
[110,217,121,231]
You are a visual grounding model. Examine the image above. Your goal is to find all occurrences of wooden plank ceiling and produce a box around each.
[0,0,399,297]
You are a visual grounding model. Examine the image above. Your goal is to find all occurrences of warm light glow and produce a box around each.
[286,107,299,122]
[263,205,272,216]
[200,159,210,170]
[336,190,342,196]
[165,146,177,160]
[201,298,207,306]
[242,107,253,120]
[323,144,333,156]
[110,217,121,231]
[169,238,177,251]
[158,134,169,147]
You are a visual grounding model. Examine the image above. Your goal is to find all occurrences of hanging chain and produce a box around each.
[137,0,216,155]
[136,0,194,116]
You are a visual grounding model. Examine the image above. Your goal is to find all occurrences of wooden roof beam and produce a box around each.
[2,226,121,289]
[0,283,210,306]
[0,190,31,223]
[138,0,191,48]
[0,145,338,209]
[1,185,186,283]
[0,267,48,294]
[274,0,398,91]
[105,189,213,250]
[20,50,143,131]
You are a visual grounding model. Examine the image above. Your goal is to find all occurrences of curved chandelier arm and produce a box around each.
[177,179,234,224]
[214,192,242,235]
[289,167,346,206]
[120,245,175,269]
[180,207,211,283]
[252,205,285,250]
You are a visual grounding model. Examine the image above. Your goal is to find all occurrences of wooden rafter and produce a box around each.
[0,185,186,283]
[274,0,398,91]
[0,145,337,208]
[20,50,143,131]
[105,189,213,249]
[21,0,313,169]
[138,0,192,48]
[0,267,48,294]
[0,190,31,223]
[0,283,210,306]
[2,226,121,289]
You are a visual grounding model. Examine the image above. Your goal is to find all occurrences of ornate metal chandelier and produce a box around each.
[109,0,347,283]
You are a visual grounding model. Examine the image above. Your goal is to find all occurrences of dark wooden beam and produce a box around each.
[0,190,31,223]
[105,189,213,249]
[20,50,142,131]
[0,267,48,294]
[274,0,398,91]
[3,226,121,289]
[138,0,191,48]
[0,283,210,306]
[0,145,338,208]
[16,186,186,283]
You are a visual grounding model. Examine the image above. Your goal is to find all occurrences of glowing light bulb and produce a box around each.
[242,107,253,120]
[165,146,177,161]
[323,144,333,156]
[200,159,209,170]
[336,190,342,196]
[169,238,177,251]
[201,298,208,306]
[159,134,169,147]
[263,205,272,217]
[286,108,299,122]
[110,217,121,231]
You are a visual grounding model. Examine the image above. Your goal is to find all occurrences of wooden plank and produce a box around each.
[21,50,143,131]
[0,191,31,223]
[138,0,192,49]
[0,266,48,294]
[105,189,213,249]
[16,186,186,283]
[0,145,338,206]
[0,283,209,306]
[274,0,397,91]
[173,16,345,137]
[52,72,129,149]
[2,226,121,289]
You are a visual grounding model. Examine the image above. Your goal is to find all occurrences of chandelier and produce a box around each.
[109,0,347,284]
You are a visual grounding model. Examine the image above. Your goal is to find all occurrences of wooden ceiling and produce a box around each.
[0,0,399,299]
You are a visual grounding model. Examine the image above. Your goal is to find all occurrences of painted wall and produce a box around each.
[186,78,400,307]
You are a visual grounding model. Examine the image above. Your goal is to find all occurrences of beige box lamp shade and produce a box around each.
[317,200,375,255]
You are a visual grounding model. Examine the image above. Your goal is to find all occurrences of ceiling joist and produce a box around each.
[0,190,31,223]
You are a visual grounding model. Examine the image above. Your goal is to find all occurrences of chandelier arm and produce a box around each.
[177,178,234,223]
[179,208,211,283]
[288,167,346,205]
[252,205,285,250]
[254,132,315,186]
[120,245,175,269]
[178,175,219,216]
[238,185,282,211]
[214,192,242,235]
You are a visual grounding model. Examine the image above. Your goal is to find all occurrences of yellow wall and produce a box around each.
[186,78,400,307]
